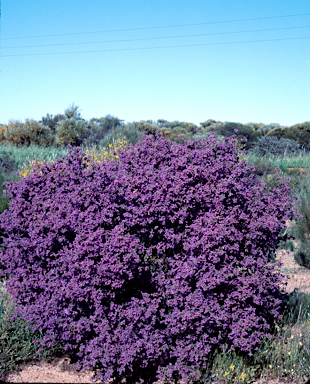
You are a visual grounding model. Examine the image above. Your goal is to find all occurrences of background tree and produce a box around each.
[55,105,87,146]
[206,121,261,149]
[84,115,124,146]
[40,113,65,135]
[2,119,54,147]
[267,123,310,150]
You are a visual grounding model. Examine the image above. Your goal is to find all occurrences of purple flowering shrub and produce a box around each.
[0,135,294,383]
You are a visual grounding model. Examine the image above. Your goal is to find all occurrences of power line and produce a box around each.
[2,24,310,50]
[0,35,309,58]
[1,12,310,41]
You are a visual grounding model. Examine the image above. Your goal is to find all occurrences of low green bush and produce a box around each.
[294,239,310,269]
[208,121,261,149]
[249,136,303,157]
[98,122,142,147]
[290,175,310,243]
[267,125,310,150]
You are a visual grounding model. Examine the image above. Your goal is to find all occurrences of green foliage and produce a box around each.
[0,151,16,174]
[55,105,88,146]
[56,118,87,146]
[200,119,219,128]
[267,123,310,150]
[245,152,310,171]
[135,120,196,142]
[282,239,295,252]
[1,120,55,147]
[247,157,277,177]
[161,120,198,134]
[0,282,63,381]
[290,174,310,242]
[250,136,303,157]
[63,104,83,120]
[160,126,191,142]
[0,144,68,171]
[294,239,310,268]
[98,122,142,147]
[291,121,310,132]
[84,115,124,146]
[40,113,65,134]
[208,121,261,149]
[0,173,16,215]
[135,120,158,135]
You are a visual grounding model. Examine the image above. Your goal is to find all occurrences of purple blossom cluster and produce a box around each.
[0,135,294,383]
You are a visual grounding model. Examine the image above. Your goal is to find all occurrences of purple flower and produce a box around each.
[0,135,295,383]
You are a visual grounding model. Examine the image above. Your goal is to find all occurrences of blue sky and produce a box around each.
[1,0,310,126]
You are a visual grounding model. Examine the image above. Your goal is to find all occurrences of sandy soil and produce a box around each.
[4,249,310,384]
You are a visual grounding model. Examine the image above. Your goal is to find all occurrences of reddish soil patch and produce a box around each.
[287,167,310,174]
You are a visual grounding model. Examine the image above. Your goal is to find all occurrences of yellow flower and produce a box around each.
[223,371,230,377]
[19,160,44,178]
[229,364,235,371]
[269,364,273,369]
[287,351,291,356]
[239,372,246,381]
[87,138,127,163]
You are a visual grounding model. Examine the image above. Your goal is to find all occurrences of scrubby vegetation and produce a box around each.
[0,107,310,382]
[249,136,303,157]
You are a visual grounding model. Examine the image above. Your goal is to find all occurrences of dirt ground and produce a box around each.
[4,249,310,384]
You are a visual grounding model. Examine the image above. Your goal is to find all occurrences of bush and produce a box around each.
[0,152,16,174]
[40,113,65,135]
[250,136,303,157]
[98,123,142,147]
[2,120,55,147]
[247,158,277,177]
[209,122,261,149]
[0,135,294,383]
[294,239,310,268]
[56,118,87,146]
[135,120,196,142]
[0,125,6,143]
[267,126,310,150]
[84,115,124,146]
[290,175,310,243]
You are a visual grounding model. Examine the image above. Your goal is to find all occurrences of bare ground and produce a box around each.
[4,249,310,384]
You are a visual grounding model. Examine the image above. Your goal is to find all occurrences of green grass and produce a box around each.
[0,143,68,171]
[244,152,310,171]
[0,173,17,214]
[0,144,68,213]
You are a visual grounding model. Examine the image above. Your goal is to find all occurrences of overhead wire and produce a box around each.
[1,11,310,40]
[1,24,310,50]
[1,35,309,58]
